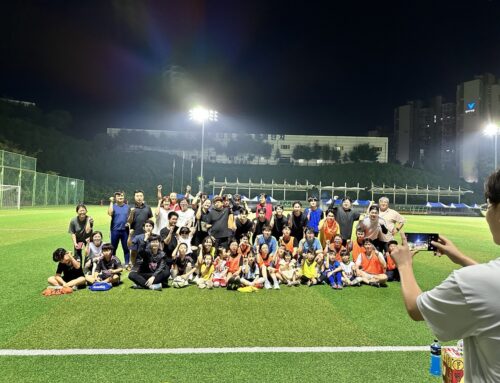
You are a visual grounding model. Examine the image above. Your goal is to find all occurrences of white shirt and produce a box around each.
[340,261,355,279]
[359,216,387,240]
[154,208,170,235]
[176,208,195,228]
[416,258,500,383]
[379,208,405,242]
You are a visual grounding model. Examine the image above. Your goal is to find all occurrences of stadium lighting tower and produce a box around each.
[189,106,218,192]
[484,123,500,170]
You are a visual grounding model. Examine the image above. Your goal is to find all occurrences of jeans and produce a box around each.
[128,269,171,288]
[110,229,130,265]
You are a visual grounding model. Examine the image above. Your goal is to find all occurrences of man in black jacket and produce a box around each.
[128,234,170,290]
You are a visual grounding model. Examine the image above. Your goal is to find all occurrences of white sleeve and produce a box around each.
[416,271,476,341]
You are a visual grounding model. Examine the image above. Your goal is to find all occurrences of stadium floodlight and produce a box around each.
[484,123,499,170]
[189,106,218,192]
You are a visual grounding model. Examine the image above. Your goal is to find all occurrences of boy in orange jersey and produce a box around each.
[347,228,366,263]
[355,238,388,287]
[385,240,400,282]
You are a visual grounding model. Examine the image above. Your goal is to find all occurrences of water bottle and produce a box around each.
[429,339,442,376]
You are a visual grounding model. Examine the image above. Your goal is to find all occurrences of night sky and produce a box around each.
[1,0,500,136]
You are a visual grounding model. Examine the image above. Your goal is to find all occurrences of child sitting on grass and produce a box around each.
[212,249,228,287]
[85,243,123,286]
[48,248,86,290]
[257,243,280,290]
[84,231,103,274]
[240,252,265,288]
[301,249,319,286]
[322,250,343,289]
[340,251,362,287]
[226,238,243,287]
[279,250,299,286]
[197,254,215,289]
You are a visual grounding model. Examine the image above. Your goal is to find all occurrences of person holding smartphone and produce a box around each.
[390,170,500,382]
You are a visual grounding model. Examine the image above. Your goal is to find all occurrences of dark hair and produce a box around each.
[91,231,103,242]
[342,197,352,203]
[233,194,241,201]
[333,234,342,240]
[52,248,67,262]
[168,211,179,219]
[388,240,398,246]
[240,208,248,215]
[258,207,266,214]
[326,209,335,216]
[369,204,380,212]
[148,234,161,242]
[134,189,144,195]
[485,170,500,205]
[259,193,267,198]
[75,203,87,213]
[363,238,374,245]
[282,224,291,231]
[240,234,250,240]
[114,191,124,196]
[179,198,188,204]
[213,196,223,203]
[274,204,284,210]
[305,227,315,234]
[292,201,302,207]
[229,237,238,245]
[356,227,365,234]
[262,225,272,232]
[179,226,190,235]
[143,219,155,228]
[102,243,114,252]
[308,196,318,202]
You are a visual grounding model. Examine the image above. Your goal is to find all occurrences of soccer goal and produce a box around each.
[0,184,21,209]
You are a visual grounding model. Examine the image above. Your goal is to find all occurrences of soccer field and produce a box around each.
[0,207,496,383]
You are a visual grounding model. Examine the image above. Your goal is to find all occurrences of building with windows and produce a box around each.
[394,96,456,171]
[107,128,388,165]
[456,73,500,182]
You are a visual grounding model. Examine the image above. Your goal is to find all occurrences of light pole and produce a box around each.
[484,123,499,170]
[189,107,218,192]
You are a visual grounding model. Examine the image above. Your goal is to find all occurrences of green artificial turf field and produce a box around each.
[0,206,496,382]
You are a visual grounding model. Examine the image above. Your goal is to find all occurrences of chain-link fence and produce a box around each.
[0,150,84,208]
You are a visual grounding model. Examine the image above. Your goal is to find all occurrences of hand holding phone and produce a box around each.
[405,233,439,251]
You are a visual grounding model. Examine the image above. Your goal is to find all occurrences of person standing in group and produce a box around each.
[205,196,233,250]
[378,196,405,246]
[304,197,323,236]
[127,190,153,268]
[287,201,308,242]
[318,209,339,248]
[108,191,131,267]
[270,204,288,240]
[329,197,361,245]
[389,169,500,382]
[357,204,389,252]
[256,193,273,221]
[68,203,93,260]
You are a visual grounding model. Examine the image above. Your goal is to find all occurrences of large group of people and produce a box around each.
[47,184,407,291]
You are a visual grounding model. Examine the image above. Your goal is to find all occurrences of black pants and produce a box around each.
[129,269,170,288]
[372,239,388,253]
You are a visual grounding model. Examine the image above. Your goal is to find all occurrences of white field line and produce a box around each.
[0,346,427,356]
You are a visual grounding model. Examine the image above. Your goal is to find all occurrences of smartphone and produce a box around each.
[405,233,439,251]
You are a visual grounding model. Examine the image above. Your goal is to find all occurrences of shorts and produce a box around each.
[281,269,295,280]
[129,235,142,251]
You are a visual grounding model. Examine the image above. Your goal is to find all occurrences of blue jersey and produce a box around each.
[305,208,323,233]
[111,203,130,231]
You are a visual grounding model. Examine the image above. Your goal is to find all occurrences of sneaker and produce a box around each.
[264,281,272,289]
[273,283,280,290]
[369,281,380,288]
[331,284,337,289]
[337,284,343,290]
[149,283,162,291]
[130,284,143,289]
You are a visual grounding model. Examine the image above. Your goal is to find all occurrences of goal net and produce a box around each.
[1,184,21,209]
